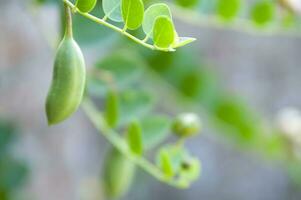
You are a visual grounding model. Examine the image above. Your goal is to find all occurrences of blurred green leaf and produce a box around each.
[0,157,28,192]
[141,115,171,149]
[0,120,17,155]
[212,96,260,145]
[158,149,174,177]
[216,0,241,21]
[105,90,120,128]
[95,52,143,86]
[127,121,143,155]
[175,0,199,8]
[103,148,136,198]
[89,51,144,96]
[119,90,154,126]
[251,0,275,26]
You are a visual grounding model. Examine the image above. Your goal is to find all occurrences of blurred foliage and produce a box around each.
[32,0,301,197]
[0,120,29,200]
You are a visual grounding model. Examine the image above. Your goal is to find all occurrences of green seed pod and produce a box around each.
[103,148,136,199]
[75,0,97,13]
[172,113,202,137]
[46,5,86,125]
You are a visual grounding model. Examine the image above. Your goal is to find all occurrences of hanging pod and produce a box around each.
[45,5,86,125]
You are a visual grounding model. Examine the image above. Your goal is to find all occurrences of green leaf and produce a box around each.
[105,90,120,128]
[158,149,174,178]
[175,0,199,8]
[142,3,172,38]
[122,0,145,30]
[119,90,153,126]
[103,148,136,198]
[0,156,28,191]
[216,0,241,21]
[89,52,144,96]
[75,0,98,13]
[153,16,175,49]
[251,0,275,26]
[141,115,171,149]
[157,145,193,178]
[213,96,260,145]
[172,37,196,48]
[95,52,143,87]
[103,0,123,22]
[0,120,17,154]
[127,121,143,155]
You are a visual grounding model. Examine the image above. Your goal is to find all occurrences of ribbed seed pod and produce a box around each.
[45,5,86,125]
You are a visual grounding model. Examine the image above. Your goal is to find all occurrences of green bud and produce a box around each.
[172,113,202,137]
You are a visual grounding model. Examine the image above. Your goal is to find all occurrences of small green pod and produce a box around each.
[75,0,97,13]
[103,148,135,199]
[45,36,86,125]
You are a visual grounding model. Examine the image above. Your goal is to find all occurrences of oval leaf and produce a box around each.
[251,1,275,26]
[158,149,174,178]
[122,0,144,30]
[103,0,123,22]
[141,115,171,150]
[105,90,120,128]
[75,0,97,13]
[127,121,143,155]
[142,3,172,38]
[153,16,175,49]
[119,90,154,126]
[216,0,241,21]
[175,0,199,8]
[103,148,136,198]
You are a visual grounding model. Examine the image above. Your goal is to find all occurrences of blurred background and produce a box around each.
[1,0,301,199]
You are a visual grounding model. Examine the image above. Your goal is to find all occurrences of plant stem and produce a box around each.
[81,98,189,189]
[64,2,73,38]
[62,0,175,52]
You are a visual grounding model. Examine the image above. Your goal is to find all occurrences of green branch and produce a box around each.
[81,98,190,189]
[63,0,174,52]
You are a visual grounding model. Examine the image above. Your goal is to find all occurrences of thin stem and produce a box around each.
[64,2,73,38]
[81,98,189,189]
[63,0,174,52]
